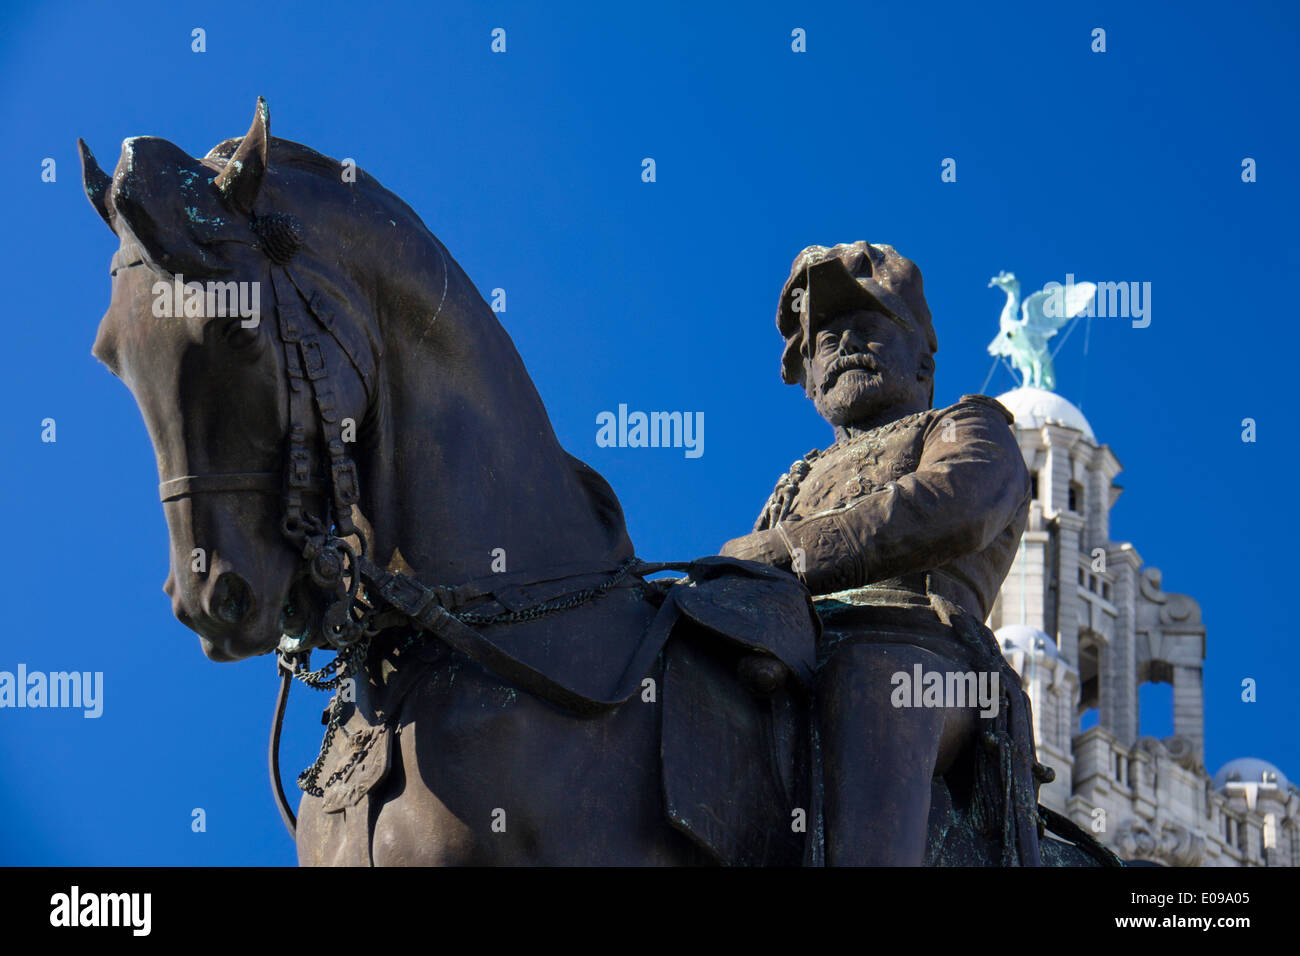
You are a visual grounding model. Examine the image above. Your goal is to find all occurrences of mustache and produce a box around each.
[821,352,881,391]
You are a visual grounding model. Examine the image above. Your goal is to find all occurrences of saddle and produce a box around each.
[657,557,820,866]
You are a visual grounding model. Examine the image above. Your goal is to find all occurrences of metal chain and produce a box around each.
[391,556,641,651]
[290,555,642,795]
[292,634,372,797]
[290,653,345,689]
[456,557,639,625]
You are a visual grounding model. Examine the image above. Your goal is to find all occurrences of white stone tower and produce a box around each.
[988,385,1299,866]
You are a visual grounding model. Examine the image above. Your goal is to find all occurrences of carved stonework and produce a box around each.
[1139,568,1202,626]
[1114,818,1206,867]
[1135,735,1201,772]
[1160,735,1201,772]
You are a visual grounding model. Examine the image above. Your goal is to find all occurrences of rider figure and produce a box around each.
[721,242,1040,865]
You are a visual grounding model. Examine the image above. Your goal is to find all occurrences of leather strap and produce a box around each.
[273,267,361,538]
[359,555,674,717]
[273,267,324,536]
[160,472,282,501]
[270,663,297,837]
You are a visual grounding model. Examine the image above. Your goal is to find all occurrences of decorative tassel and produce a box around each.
[251,212,304,263]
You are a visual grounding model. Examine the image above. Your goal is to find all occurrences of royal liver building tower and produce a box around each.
[983,275,1297,867]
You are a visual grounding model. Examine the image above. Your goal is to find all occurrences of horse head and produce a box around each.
[83,99,632,663]
[81,99,379,661]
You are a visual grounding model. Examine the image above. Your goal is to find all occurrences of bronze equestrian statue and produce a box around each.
[79,99,1118,866]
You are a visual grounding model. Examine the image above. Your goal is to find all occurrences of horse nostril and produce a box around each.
[210,573,252,625]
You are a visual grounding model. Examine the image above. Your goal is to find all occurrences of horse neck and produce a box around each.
[358,263,632,586]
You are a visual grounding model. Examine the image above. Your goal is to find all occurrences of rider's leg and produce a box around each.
[817,642,978,866]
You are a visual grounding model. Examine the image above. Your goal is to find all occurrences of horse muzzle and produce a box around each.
[165,565,287,661]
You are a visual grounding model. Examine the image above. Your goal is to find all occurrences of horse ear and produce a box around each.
[213,96,270,216]
[78,139,113,228]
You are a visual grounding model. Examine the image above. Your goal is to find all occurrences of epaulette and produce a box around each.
[959,393,1015,424]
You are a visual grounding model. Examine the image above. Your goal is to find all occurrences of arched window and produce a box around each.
[1068,480,1084,513]
[1138,682,1173,739]
[1078,632,1103,734]
[1138,660,1175,739]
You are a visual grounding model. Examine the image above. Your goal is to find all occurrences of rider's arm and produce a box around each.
[775,397,1030,595]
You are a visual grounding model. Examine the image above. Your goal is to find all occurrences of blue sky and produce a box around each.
[0,0,1296,864]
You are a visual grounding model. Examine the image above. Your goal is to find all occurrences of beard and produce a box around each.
[812,359,918,426]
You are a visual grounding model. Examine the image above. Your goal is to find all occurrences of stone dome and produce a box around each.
[995,386,1094,441]
[995,624,1062,660]
[1212,757,1291,794]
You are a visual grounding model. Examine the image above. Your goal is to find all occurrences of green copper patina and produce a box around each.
[987,271,1096,391]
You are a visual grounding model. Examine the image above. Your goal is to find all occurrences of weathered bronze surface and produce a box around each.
[721,241,1118,865]
[82,103,1117,866]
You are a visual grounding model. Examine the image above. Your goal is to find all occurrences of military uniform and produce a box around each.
[747,241,1044,864]
[756,392,1030,626]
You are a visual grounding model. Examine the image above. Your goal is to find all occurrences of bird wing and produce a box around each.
[1064,281,1097,319]
[1019,286,1092,338]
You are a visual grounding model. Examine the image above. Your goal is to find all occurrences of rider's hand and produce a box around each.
[718,529,791,570]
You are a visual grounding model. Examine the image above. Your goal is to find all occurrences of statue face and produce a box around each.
[807,309,926,426]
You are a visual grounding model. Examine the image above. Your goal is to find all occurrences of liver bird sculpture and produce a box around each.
[987,271,1096,391]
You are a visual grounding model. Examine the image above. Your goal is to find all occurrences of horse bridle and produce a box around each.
[156,218,374,656]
